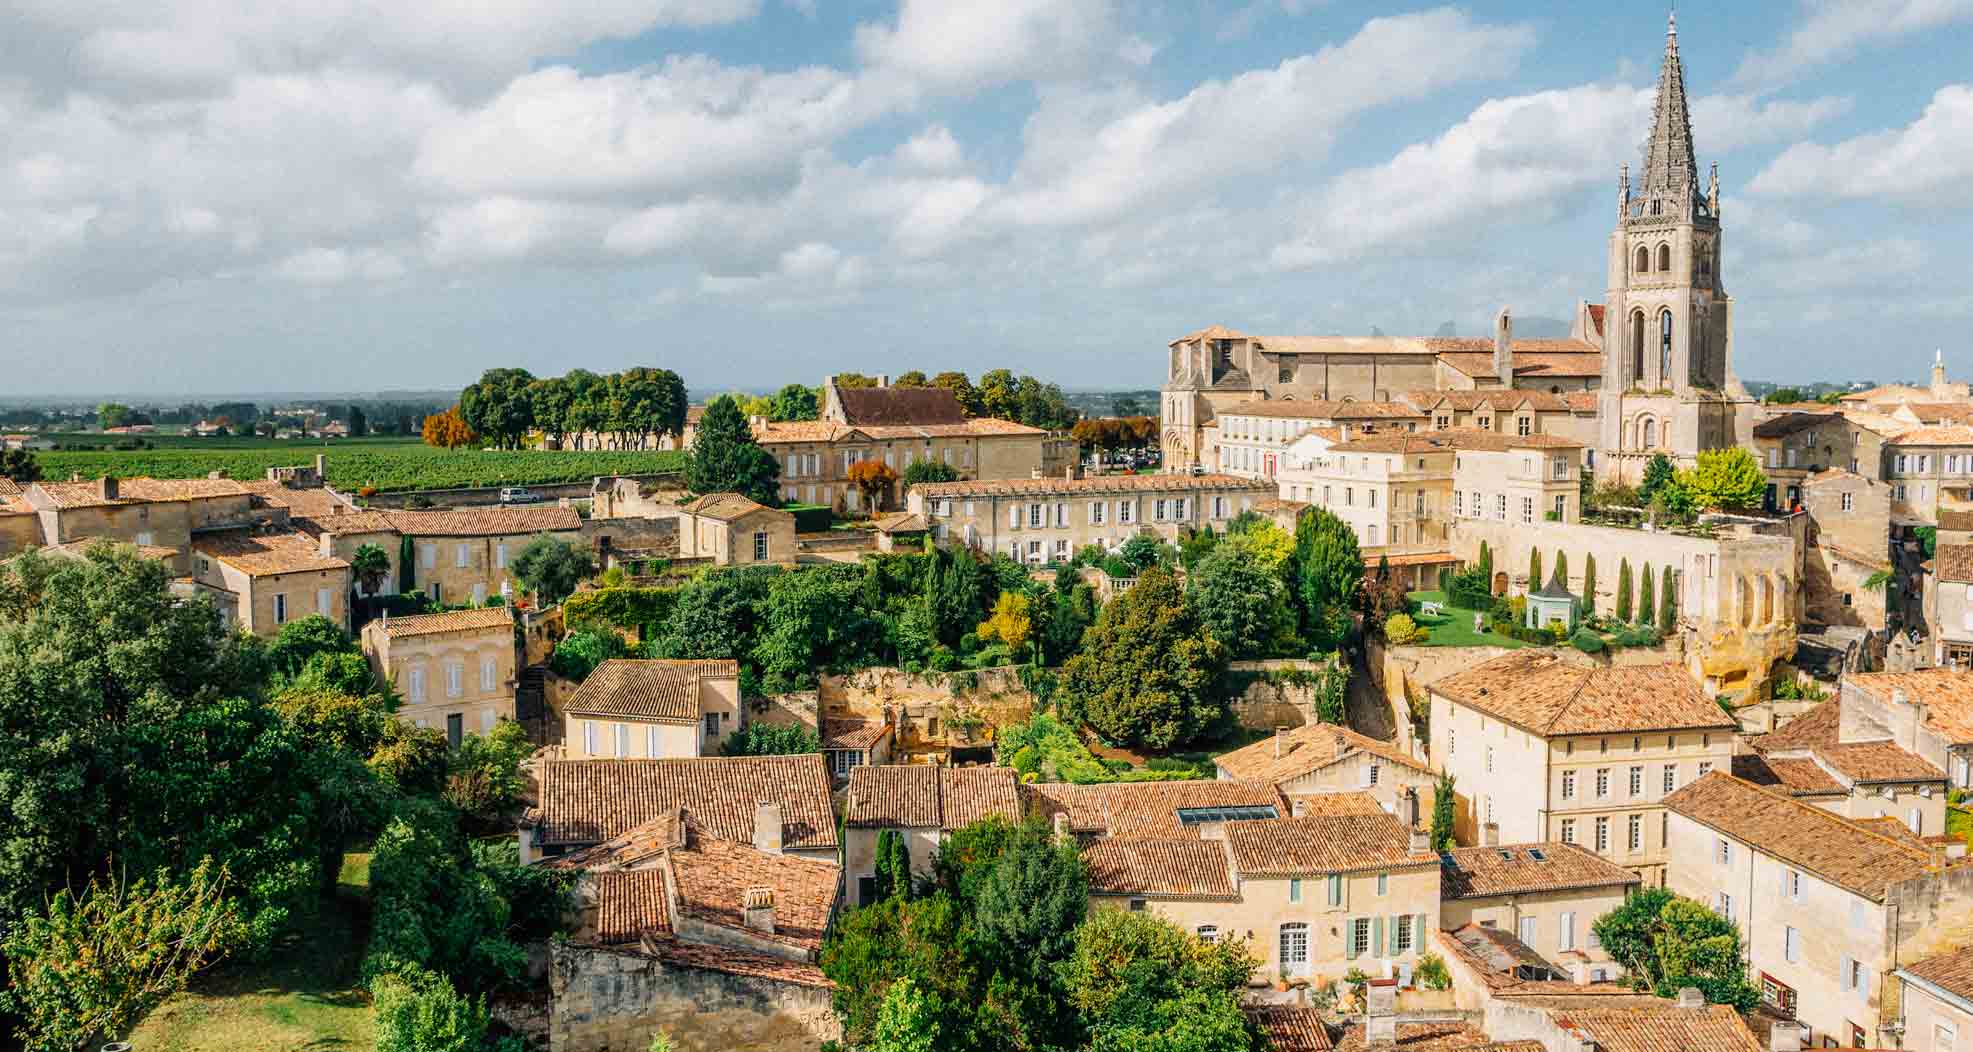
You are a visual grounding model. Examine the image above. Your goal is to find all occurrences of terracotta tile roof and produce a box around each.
[1902,945,1973,1004]
[1937,544,1973,583]
[752,421,866,444]
[1663,772,1941,902]
[1286,791,1390,817]
[753,418,1045,444]
[870,512,927,533]
[565,659,735,722]
[844,765,1021,829]
[834,384,967,426]
[1586,304,1606,336]
[1813,740,1945,783]
[1328,428,1582,455]
[1020,779,1286,839]
[667,826,839,953]
[1822,542,1892,574]
[1429,653,1733,737]
[1505,999,1762,1052]
[1888,425,1973,447]
[1563,392,1599,411]
[1755,697,1840,750]
[1332,1022,1542,1050]
[593,870,670,944]
[1854,816,1929,847]
[38,538,179,562]
[1849,670,1973,744]
[304,509,399,535]
[1438,924,1571,991]
[1220,399,1423,421]
[373,606,514,637]
[910,473,1274,499]
[193,530,349,577]
[1938,509,1973,532]
[1435,350,1604,380]
[1730,753,1844,797]
[1223,813,1436,876]
[32,476,251,508]
[1440,842,1639,899]
[241,481,352,518]
[544,810,688,872]
[681,493,780,521]
[1803,467,1869,486]
[1215,723,1429,785]
[648,935,831,988]
[1752,411,1841,438]
[533,755,837,851]
[821,718,891,751]
[1082,838,1237,898]
[1169,324,1250,344]
[385,506,580,537]
[1244,1005,1334,1051]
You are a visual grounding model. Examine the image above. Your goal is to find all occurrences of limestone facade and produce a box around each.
[361,607,518,741]
[905,473,1274,564]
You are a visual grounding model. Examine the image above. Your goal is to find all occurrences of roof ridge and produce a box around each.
[1682,770,1936,868]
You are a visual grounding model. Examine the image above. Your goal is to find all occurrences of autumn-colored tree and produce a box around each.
[976,591,1033,652]
[847,459,900,513]
[421,406,477,449]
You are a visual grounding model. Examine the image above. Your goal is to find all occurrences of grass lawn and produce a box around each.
[1404,591,1532,649]
[128,853,375,1051]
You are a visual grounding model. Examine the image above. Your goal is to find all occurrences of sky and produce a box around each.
[3,1,1972,397]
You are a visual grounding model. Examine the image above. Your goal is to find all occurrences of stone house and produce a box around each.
[820,717,894,781]
[1734,696,1946,833]
[841,765,1021,908]
[1431,923,1636,1015]
[0,480,41,557]
[1751,411,1885,508]
[388,506,583,606]
[905,472,1275,565]
[1886,426,1973,528]
[1898,946,1973,1052]
[1832,670,1973,792]
[1427,651,1737,887]
[1213,723,1437,820]
[1482,992,1765,1052]
[360,606,517,742]
[190,529,352,636]
[309,510,406,596]
[24,476,263,574]
[675,493,795,567]
[541,807,841,1052]
[1797,468,1891,631]
[1664,770,1973,1047]
[521,754,837,867]
[1927,544,1973,668]
[562,659,742,760]
[1437,843,1637,977]
[1211,399,1423,482]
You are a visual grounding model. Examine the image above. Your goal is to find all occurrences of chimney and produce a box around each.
[1674,987,1704,1010]
[742,887,776,934]
[1275,725,1289,759]
[1493,306,1514,387]
[319,533,334,558]
[1482,822,1499,847]
[1052,812,1070,843]
[752,801,783,854]
[1405,786,1422,829]
[97,475,118,502]
[207,469,224,480]
[1333,730,1348,757]
[1363,978,1398,1045]
[1408,825,1431,856]
[1769,1020,1808,1051]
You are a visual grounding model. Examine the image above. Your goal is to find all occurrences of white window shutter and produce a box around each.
[1010,504,1020,529]
[1840,955,1854,991]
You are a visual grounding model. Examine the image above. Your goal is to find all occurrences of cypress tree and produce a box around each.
[1553,551,1569,590]
[1659,565,1677,633]
[1477,541,1492,583]
[1616,559,1633,621]
[1582,555,1597,614]
[1430,773,1458,852]
[399,533,416,594]
[1638,563,1655,625]
[1529,549,1542,593]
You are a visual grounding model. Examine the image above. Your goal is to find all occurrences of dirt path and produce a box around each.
[1344,639,1396,741]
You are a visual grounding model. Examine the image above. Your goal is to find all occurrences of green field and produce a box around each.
[33,439,686,493]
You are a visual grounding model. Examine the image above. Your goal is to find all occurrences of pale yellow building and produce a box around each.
[361,606,518,743]
[190,529,352,636]
[676,493,796,566]
[1210,399,1422,482]
[1737,695,1946,834]
[1437,843,1636,972]
[390,506,583,606]
[1899,947,1973,1052]
[842,765,1022,908]
[1665,771,1973,1047]
[1213,723,1436,821]
[1838,670,1973,791]
[906,472,1276,564]
[1427,651,1736,886]
[562,658,742,759]
[24,476,261,574]
[0,480,41,557]
[1887,426,1973,527]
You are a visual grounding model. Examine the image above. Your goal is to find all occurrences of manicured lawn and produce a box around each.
[128,853,375,1051]
[1404,591,1532,649]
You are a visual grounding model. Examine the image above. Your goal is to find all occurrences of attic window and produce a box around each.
[1497,850,1515,862]
[1528,849,1549,862]
[1177,805,1279,825]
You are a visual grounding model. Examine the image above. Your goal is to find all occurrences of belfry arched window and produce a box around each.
[1642,417,1657,448]
[1657,243,1671,271]
[1635,246,1650,273]
[1630,310,1646,383]
[1659,310,1673,380]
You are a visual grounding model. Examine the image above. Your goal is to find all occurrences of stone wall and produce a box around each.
[549,944,838,1052]
[820,666,1035,761]
[1225,659,1347,731]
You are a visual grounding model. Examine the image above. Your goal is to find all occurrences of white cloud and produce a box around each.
[896,125,964,172]
[1732,0,1973,88]
[272,246,406,284]
[992,8,1537,231]
[1742,237,1928,293]
[1750,85,1973,203]
[855,0,1120,93]
[1691,93,1853,152]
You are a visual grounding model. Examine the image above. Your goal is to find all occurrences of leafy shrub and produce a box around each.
[722,722,822,756]
[372,967,490,1052]
[1570,628,1606,653]
[443,721,533,828]
[1415,952,1452,991]
[548,629,627,681]
[1383,612,1427,645]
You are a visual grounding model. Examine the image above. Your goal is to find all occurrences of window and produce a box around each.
[1840,955,1865,992]
[1559,911,1575,951]
[1448,728,1455,755]
[480,657,496,692]
[1214,496,1227,519]
[495,543,508,569]
[446,662,463,698]
[1349,918,1372,958]
[1519,916,1537,945]
[1392,914,1415,953]
[1520,496,1533,524]
[1453,490,1463,516]
[1636,245,1650,272]
[1659,309,1673,379]
[753,531,769,561]
[1289,878,1302,903]
[1030,503,1044,528]
[317,588,333,616]
[1841,491,1854,512]
[1716,838,1732,865]
[1628,814,1642,852]
[1594,816,1610,853]
[646,724,660,757]
[1663,764,1677,794]
[1517,415,1532,437]
[421,544,435,569]
[831,749,865,778]
[1785,926,1801,963]
[613,722,629,758]
[1376,873,1388,896]
[1936,1023,1956,1051]
[1326,874,1343,906]
[1495,493,1507,520]
[1782,868,1801,900]
[1280,924,1309,975]
[1198,925,1219,943]
[1697,760,1713,778]
[1561,770,1576,799]
[1091,501,1106,525]
[455,543,469,568]
[1554,493,1567,520]
[703,712,720,740]
[1485,746,1494,773]
[274,593,288,625]
[1118,500,1136,524]
[1629,766,1643,797]
[1595,768,1610,798]
[408,666,427,704]
[1128,898,1147,912]
[1560,819,1576,844]
[1718,891,1734,922]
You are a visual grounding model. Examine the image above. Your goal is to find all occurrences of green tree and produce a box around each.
[1582,554,1598,614]
[549,630,625,681]
[1056,568,1229,750]
[872,976,942,1052]
[1679,447,1766,512]
[921,545,986,648]
[268,614,357,678]
[1616,559,1633,621]
[371,967,491,1052]
[1430,774,1457,851]
[752,566,882,693]
[457,367,536,450]
[874,829,913,901]
[443,721,533,828]
[4,859,244,1052]
[932,372,983,416]
[1659,565,1677,633]
[1528,548,1542,592]
[2,448,44,483]
[901,459,959,486]
[1637,562,1655,625]
[348,405,368,437]
[650,568,773,663]
[350,542,391,598]
[1187,544,1291,660]
[96,402,134,430]
[1590,887,1759,1009]
[510,535,592,605]
[1638,453,1677,505]
[1476,540,1493,587]
[602,367,688,449]
[399,534,417,594]
[1118,533,1168,572]
[1763,387,1805,405]
[687,395,781,505]
[977,369,1018,420]
[527,376,573,448]
[893,371,929,388]
[1062,909,1258,1052]
[1292,507,1364,649]
[768,383,820,422]
[721,722,821,756]
[1031,580,1097,667]
[1553,550,1568,589]
[976,590,1033,653]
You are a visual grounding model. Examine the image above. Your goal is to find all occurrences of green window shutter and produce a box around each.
[1414,913,1426,953]
[1328,874,1342,906]
[1346,920,1360,960]
[1372,916,1385,957]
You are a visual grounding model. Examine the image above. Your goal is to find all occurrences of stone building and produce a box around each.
[521,754,838,867]
[561,659,743,760]
[675,493,796,567]
[1426,651,1737,886]
[904,472,1275,564]
[1437,843,1636,976]
[1797,468,1892,632]
[1898,946,1973,1052]
[841,764,1021,908]
[1734,695,1946,833]
[1665,771,1973,1046]
[189,528,352,636]
[0,480,42,557]
[1213,723,1436,820]
[360,606,517,743]
[1886,425,1973,527]
[388,506,583,606]
[1927,544,1973,667]
[1835,669,1973,790]
[22,475,263,574]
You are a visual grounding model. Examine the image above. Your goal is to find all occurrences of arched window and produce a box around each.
[1657,243,1671,271]
[1635,245,1650,273]
[1630,310,1646,383]
[1659,310,1674,380]
[1642,418,1657,448]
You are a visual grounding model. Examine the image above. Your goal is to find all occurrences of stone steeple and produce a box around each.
[1634,12,1702,221]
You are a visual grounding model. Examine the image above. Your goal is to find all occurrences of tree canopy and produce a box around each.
[1679,447,1767,512]
[1591,887,1759,1010]
[688,395,781,504]
[511,535,593,606]
[1056,568,1229,749]
[458,368,537,450]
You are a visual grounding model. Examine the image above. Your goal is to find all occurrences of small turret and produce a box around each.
[1493,307,1514,387]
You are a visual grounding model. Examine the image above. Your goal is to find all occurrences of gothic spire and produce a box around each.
[1639,11,1699,205]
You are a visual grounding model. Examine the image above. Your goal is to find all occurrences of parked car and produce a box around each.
[499,487,543,504]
